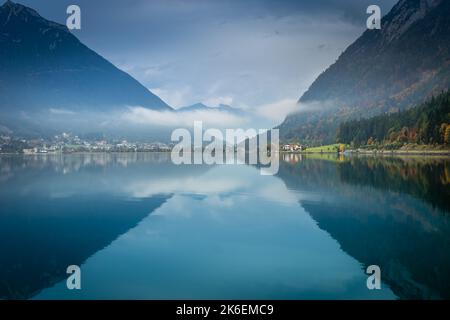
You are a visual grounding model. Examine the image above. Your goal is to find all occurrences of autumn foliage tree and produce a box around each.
[445,125,450,145]
[337,90,450,147]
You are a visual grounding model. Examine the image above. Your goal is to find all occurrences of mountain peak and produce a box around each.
[2,0,35,12]
[0,0,171,121]
[178,103,240,113]
[178,103,210,112]
[2,0,14,6]
[0,0,44,25]
[2,0,16,10]
[192,103,209,109]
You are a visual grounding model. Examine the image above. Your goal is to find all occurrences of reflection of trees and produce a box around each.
[0,153,173,300]
[338,157,450,213]
[277,157,450,299]
[0,152,216,300]
[0,153,172,181]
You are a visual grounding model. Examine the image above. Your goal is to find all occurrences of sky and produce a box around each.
[18,0,397,127]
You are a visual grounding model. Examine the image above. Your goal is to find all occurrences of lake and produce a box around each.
[0,153,449,300]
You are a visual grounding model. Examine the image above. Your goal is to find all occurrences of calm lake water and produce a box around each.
[0,153,449,300]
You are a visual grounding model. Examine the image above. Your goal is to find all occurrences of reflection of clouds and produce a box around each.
[205,195,235,208]
[1,154,301,213]
[126,171,250,198]
[255,183,298,205]
[126,165,300,209]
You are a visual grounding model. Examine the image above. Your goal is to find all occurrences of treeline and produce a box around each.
[337,90,450,148]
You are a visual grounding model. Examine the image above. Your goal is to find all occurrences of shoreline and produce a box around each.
[1,149,450,156]
[281,150,450,156]
[0,151,173,155]
[346,150,450,156]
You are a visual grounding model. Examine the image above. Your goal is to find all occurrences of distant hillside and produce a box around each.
[280,0,450,145]
[337,90,450,148]
[178,103,242,114]
[0,1,171,134]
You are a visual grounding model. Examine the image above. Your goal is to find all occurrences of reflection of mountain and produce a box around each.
[0,194,168,300]
[0,154,175,299]
[0,152,217,299]
[277,157,450,299]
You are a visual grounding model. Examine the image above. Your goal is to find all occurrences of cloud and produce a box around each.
[49,108,76,115]
[295,100,337,113]
[255,99,300,123]
[203,96,234,107]
[121,106,247,128]
[22,0,397,130]
[150,87,192,109]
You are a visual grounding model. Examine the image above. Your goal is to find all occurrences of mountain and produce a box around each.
[337,89,450,147]
[178,102,241,114]
[0,1,171,133]
[178,103,213,112]
[280,0,450,145]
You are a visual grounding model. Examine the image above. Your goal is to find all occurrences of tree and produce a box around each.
[337,90,450,148]
[445,125,450,145]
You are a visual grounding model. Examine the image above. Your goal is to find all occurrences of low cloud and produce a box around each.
[122,106,248,128]
[255,99,300,123]
[150,87,192,109]
[261,99,338,117]
[294,100,337,113]
[203,96,234,107]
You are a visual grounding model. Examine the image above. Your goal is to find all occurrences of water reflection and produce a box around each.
[0,153,449,299]
[278,154,450,299]
[339,156,450,212]
[0,153,177,299]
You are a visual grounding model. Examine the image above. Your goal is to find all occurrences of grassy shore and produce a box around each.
[281,143,450,156]
[349,144,450,155]
[300,144,347,153]
[349,149,450,156]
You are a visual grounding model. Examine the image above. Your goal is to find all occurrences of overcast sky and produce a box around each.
[18,0,396,125]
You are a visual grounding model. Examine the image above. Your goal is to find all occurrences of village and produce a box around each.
[0,132,173,154]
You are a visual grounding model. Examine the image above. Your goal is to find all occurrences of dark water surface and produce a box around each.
[0,153,449,299]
